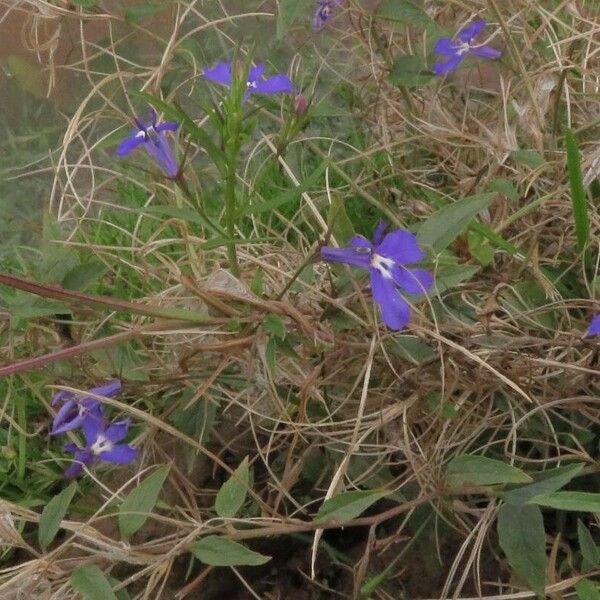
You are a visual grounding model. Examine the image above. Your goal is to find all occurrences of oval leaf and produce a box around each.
[316,490,387,523]
[39,482,77,548]
[215,457,250,518]
[119,466,169,539]
[71,564,118,600]
[446,455,531,487]
[497,504,546,597]
[417,194,493,253]
[193,535,271,566]
[578,520,600,572]
[576,578,600,600]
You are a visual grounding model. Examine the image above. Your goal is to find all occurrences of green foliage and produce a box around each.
[38,483,77,548]
[71,565,119,600]
[446,455,531,487]
[578,520,600,572]
[529,492,600,512]
[497,504,546,597]
[118,467,170,539]
[193,536,271,566]
[315,490,388,523]
[389,56,436,88]
[277,0,313,39]
[565,128,590,253]
[215,457,250,518]
[376,0,438,33]
[576,579,600,600]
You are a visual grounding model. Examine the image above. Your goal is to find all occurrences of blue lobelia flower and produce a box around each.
[586,314,600,337]
[312,0,344,31]
[64,415,138,478]
[116,109,180,178]
[203,62,294,101]
[432,20,501,76]
[50,380,121,436]
[320,221,433,330]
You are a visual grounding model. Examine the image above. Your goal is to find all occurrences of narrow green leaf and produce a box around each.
[497,504,546,597]
[71,565,118,600]
[262,314,286,340]
[578,520,600,571]
[315,490,387,523]
[62,262,108,291]
[446,455,531,487]
[193,536,271,566]
[510,149,545,169]
[489,177,519,202]
[215,457,250,518]
[503,463,584,506]
[530,492,600,512]
[277,0,313,39]
[576,578,600,600]
[417,194,493,253]
[118,466,169,539]
[39,482,77,548]
[327,197,355,245]
[565,128,590,252]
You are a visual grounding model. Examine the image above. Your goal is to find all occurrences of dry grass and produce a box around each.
[0,0,599,598]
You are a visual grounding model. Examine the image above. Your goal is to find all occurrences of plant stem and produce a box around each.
[224,163,240,276]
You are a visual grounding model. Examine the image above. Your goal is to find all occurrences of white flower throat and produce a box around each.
[371,253,395,279]
[91,434,113,455]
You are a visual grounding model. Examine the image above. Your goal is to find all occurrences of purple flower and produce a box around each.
[64,415,138,478]
[313,0,344,31]
[586,314,600,337]
[116,109,180,178]
[203,62,294,101]
[432,20,501,76]
[51,380,121,436]
[320,222,433,330]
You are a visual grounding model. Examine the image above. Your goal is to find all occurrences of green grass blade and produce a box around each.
[565,128,590,253]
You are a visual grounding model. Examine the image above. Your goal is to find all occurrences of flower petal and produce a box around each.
[349,235,373,250]
[252,74,294,96]
[104,418,131,444]
[51,390,73,406]
[82,412,106,447]
[65,449,94,478]
[248,63,266,83]
[469,45,502,59]
[586,314,600,337]
[204,62,233,86]
[375,230,425,264]
[99,444,139,464]
[458,20,487,43]
[433,38,459,57]
[372,221,387,246]
[144,134,179,178]
[90,380,122,398]
[116,132,144,157]
[321,246,371,269]
[51,399,78,435]
[370,268,411,330]
[432,54,464,76]
[155,121,179,133]
[391,267,433,295]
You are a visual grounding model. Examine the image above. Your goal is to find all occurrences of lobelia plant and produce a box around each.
[320,221,433,330]
[116,108,180,178]
[50,380,122,435]
[64,415,138,479]
[432,20,501,75]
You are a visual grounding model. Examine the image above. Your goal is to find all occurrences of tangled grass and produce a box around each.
[0,0,599,598]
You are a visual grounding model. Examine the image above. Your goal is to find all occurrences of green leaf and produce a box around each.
[576,578,600,600]
[193,536,271,566]
[376,0,437,32]
[71,564,118,600]
[327,197,355,245]
[277,0,313,39]
[446,455,531,487]
[389,55,436,88]
[565,128,590,252]
[315,490,387,523]
[215,457,250,518]
[510,149,545,169]
[417,194,493,253]
[497,504,546,597]
[503,463,584,506]
[62,262,108,291]
[489,177,519,202]
[125,3,169,23]
[262,314,286,340]
[38,483,77,548]
[467,230,494,266]
[434,263,480,293]
[6,55,45,98]
[529,492,600,512]
[578,520,600,571]
[118,467,169,539]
